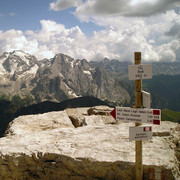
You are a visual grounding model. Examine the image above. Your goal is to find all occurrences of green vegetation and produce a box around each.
[162,109,180,123]
[0,93,34,108]
[0,93,35,137]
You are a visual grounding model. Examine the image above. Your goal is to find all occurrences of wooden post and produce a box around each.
[134,52,143,180]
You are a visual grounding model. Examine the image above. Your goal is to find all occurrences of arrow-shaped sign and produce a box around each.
[110,107,161,125]
[110,108,116,120]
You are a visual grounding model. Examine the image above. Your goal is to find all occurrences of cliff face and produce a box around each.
[0,106,179,180]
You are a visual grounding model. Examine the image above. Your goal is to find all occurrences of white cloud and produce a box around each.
[0,20,88,60]
[0,11,179,62]
[9,12,16,16]
[157,40,180,62]
[43,0,180,62]
[74,0,180,18]
[87,25,160,62]
[50,0,82,11]
[166,17,180,38]
[49,0,180,17]
[0,29,38,56]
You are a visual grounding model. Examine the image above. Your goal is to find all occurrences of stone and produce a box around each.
[0,106,179,180]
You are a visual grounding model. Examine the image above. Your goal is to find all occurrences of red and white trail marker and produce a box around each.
[129,125,152,141]
[110,107,161,125]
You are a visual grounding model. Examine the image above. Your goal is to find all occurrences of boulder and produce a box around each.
[0,106,179,180]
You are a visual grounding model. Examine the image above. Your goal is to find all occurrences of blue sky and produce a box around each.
[0,0,180,62]
[0,0,103,37]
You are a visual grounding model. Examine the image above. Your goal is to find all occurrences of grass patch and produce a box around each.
[162,109,180,123]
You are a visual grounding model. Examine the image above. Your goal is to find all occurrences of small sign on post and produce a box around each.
[142,90,151,109]
[128,64,152,80]
[129,125,152,141]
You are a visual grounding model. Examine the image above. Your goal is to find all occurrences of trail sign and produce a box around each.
[129,125,152,141]
[128,64,152,80]
[142,90,151,109]
[110,107,161,125]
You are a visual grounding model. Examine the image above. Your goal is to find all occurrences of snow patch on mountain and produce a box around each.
[68,90,79,97]
[0,58,7,74]
[18,64,39,78]
[83,70,91,75]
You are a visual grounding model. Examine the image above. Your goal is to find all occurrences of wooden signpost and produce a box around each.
[110,52,161,180]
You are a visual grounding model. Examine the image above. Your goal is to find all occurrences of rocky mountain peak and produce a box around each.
[1,50,38,75]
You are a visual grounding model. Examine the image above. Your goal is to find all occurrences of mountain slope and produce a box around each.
[91,58,180,110]
[30,53,130,104]
[143,74,180,111]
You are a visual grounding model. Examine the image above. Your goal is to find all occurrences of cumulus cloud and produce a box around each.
[49,0,180,17]
[40,0,180,62]
[27,20,88,59]
[157,40,180,62]
[0,29,38,56]
[73,0,180,18]
[0,20,88,60]
[0,13,179,62]
[49,0,82,11]
[166,19,180,38]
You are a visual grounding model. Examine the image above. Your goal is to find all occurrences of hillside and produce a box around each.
[162,109,180,123]
[143,74,180,111]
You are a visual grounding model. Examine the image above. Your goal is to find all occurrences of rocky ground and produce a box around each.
[0,106,179,180]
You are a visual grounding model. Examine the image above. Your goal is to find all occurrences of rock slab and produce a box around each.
[0,106,179,180]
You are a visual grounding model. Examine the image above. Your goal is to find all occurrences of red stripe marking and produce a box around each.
[153,109,160,115]
[144,127,152,131]
[153,119,160,125]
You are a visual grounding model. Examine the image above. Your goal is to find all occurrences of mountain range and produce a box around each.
[0,50,130,106]
[0,50,180,110]
[90,57,180,79]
